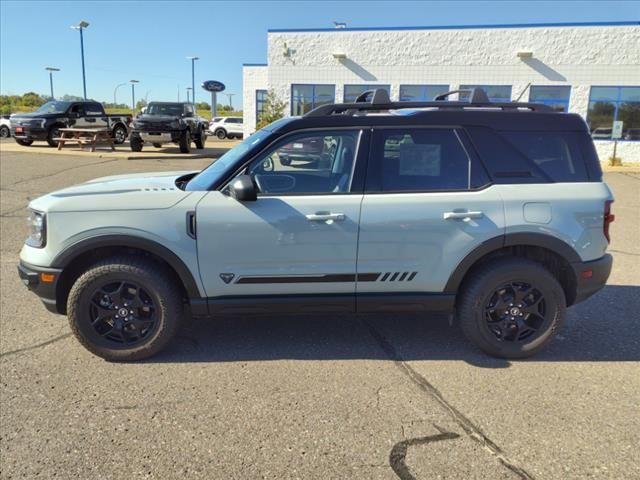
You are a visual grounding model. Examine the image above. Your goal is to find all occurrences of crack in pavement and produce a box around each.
[609,249,640,257]
[362,319,534,480]
[389,426,461,480]
[0,333,72,359]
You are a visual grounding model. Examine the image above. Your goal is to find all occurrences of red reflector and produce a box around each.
[581,270,593,279]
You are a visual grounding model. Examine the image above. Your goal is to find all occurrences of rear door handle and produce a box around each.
[443,211,484,220]
[306,213,346,222]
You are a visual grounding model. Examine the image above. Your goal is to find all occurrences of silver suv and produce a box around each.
[18,89,614,361]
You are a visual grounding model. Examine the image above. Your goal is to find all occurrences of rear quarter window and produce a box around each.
[501,131,589,182]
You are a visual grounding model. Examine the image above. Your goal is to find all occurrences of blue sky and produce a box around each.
[1,0,638,110]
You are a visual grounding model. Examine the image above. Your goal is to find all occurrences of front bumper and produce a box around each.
[11,127,47,141]
[134,130,181,143]
[17,261,63,314]
[571,254,613,305]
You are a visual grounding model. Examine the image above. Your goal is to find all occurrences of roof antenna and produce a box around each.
[514,83,531,102]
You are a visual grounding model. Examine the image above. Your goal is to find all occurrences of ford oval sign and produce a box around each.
[202,80,225,92]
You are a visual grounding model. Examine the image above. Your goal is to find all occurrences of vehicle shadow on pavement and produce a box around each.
[150,285,640,367]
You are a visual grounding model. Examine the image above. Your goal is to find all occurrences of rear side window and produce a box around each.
[371,129,474,192]
[502,132,588,182]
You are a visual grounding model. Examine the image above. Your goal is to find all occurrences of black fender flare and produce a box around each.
[444,232,581,293]
[52,235,203,298]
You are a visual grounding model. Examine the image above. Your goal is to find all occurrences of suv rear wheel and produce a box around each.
[457,257,566,359]
[67,257,183,361]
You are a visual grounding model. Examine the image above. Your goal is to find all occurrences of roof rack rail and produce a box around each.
[305,88,552,117]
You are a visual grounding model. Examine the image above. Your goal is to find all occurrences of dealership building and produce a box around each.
[242,21,639,161]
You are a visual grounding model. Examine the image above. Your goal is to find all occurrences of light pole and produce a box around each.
[223,93,235,110]
[113,82,126,105]
[45,67,60,99]
[130,80,139,114]
[71,21,89,100]
[186,56,199,104]
[186,87,193,104]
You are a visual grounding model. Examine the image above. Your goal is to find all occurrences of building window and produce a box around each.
[529,86,571,112]
[344,85,391,103]
[291,84,335,115]
[399,85,450,102]
[459,85,512,102]
[256,89,267,124]
[587,86,640,140]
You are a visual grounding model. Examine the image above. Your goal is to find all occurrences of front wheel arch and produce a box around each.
[53,236,203,314]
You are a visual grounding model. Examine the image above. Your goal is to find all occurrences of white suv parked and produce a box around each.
[208,116,243,139]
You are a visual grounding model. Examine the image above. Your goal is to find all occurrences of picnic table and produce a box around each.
[56,128,115,152]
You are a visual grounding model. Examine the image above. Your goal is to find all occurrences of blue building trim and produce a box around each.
[242,63,268,67]
[268,21,639,33]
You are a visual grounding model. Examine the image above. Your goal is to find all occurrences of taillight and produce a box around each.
[604,200,615,243]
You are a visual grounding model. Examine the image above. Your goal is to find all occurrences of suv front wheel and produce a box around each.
[179,129,191,153]
[457,257,566,359]
[67,257,183,361]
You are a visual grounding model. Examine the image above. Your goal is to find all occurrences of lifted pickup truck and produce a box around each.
[10,101,131,147]
[129,102,208,153]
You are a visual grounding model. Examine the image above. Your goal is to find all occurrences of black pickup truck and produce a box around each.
[129,102,208,153]
[10,101,131,147]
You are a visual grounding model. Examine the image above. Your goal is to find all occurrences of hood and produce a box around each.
[30,171,198,213]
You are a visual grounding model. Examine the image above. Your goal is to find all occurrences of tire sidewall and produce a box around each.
[0,126,9,138]
[113,125,127,144]
[216,129,226,139]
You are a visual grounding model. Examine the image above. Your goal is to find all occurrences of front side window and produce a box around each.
[459,85,512,103]
[529,86,571,112]
[344,85,391,103]
[586,86,640,140]
[291,85,335,115]
[256,89,267,123]
[399,85,449,102]
[372,129,472,192]
[248,130,360,195]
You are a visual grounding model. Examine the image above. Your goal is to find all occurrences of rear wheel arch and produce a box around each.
[53,236,202,314]
[446,233,580,306]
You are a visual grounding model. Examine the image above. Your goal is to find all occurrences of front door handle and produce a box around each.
[443,211,484,220]
[306,213,346,222]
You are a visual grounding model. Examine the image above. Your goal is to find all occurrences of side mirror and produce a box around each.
[229,175,257,202]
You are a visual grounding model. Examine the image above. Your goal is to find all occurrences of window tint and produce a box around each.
[529,86,571,112]
[227,118,242,124]
[248,130,360,195]
[373,129,470,192]
[85,103,103,115]
[502,132,588,182]
[256,89,267,123]
[344,85,391,103]
[587,86,640,140]
[399,85,449,101]
[291,84,335,115]
[460,85,512,102]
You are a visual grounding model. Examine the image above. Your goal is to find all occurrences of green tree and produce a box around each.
[256,91,286,130]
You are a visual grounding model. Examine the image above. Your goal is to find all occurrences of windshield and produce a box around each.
[185,129,271,191]
[146,103,184,116]
[35,101,71,114]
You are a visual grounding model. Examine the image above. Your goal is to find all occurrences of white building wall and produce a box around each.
[244,24,640,161]
[242,65,268,137]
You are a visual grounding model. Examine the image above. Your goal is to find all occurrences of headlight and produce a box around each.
[133,121,143,129]
[26,210,46,248]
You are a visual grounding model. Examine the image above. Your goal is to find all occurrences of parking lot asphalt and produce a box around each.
[1,147,639,479]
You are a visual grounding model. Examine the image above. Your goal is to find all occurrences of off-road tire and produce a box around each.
[130,134,143,152]
[112,125,127,144]
[194,129,206,149]
[15,138,33,146]
[67,257,183,361]
[46,125,62,147]
[152,143,162,148]
[215,129,226,140]
[457,257,566,359]
[179,129,191,153]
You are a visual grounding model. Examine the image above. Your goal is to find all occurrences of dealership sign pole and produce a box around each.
[202,80,226,118]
